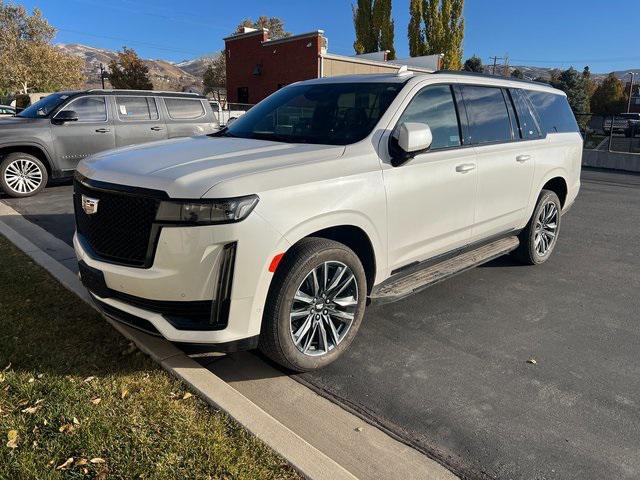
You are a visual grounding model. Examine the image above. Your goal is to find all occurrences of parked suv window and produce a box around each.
[164,98,205,119]
[116,96,159,121]
[461,85,512,144]
[64,96,107,122]
[509,89,542,140]
[526,91,579,134]
[397,85,461,150]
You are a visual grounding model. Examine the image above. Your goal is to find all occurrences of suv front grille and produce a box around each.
[73,176,164,267]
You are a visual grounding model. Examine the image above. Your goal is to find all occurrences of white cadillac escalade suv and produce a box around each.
[74,71,581,371]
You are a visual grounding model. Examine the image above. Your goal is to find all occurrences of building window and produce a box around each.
[238,87,249,104]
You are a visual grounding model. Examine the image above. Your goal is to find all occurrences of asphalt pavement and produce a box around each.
[2,169,639,480]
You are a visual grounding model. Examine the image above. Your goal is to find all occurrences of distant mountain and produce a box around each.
[56,43,205,92]
[57,43,638,92]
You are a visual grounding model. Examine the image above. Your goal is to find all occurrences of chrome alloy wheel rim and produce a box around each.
[534,201,559,256]
[289,261,358,357]
[3,159,42,194]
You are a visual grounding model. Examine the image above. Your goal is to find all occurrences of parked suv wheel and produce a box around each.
[259,237,367,372]
[513,189,562,265]
[0,153,48,198]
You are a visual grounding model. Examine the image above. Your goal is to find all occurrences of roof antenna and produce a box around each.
[396,65,412,76]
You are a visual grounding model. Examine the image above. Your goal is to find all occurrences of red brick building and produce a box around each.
[224,28,438,105]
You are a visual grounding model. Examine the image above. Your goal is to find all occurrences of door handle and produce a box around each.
[150,126,164,131]
[455,163,476,173]
[95,128,110,133]
[516,154,532,163]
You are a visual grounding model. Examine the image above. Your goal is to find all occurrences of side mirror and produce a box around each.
[53,110,79,124]
[390,122,432,167]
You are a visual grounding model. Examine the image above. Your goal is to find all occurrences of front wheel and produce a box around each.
[259,238,367,372]
[512,190,562,265]
[0,153,48,198]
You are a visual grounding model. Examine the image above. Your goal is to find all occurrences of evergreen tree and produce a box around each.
[463,55,483,72]
[408,0,424,57]
[590,73,626,115]
[511,68,524,79]
[352,0,395,59]
[554,67,589,115]
[108,47,153,90]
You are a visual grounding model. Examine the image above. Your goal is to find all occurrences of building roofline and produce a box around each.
[223,28,268,42]
[262,30,325,46]
[320,53,433,73]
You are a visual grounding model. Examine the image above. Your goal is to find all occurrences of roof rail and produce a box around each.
[86,89,201,96]
[433,70,551,87]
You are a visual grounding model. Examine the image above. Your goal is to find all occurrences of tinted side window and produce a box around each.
[165,98,205,120]
[116,96,159,121]
[66,96,107,122]
[398,85,461,149]
[509,89,542,139]
[526,91,579,133]
[460,86,512,144]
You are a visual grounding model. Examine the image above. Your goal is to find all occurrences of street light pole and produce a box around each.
[626,72,637,113]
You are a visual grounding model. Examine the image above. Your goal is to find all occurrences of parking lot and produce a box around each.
[1,168,639,480]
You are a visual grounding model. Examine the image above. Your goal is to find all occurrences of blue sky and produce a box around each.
[19,0,640,72]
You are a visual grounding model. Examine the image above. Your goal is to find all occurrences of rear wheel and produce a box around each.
[0,153,48,198]
[513,189,562,265]
[259,237,367,372]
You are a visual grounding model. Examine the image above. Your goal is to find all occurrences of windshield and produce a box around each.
[218,82,403,145]
[18,93,70,118]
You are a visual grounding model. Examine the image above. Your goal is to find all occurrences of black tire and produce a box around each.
[512,189,562,265]
[0,152,48,198]
[259,237,367,372]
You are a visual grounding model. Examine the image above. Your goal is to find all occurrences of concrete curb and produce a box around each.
[0,203,357,480]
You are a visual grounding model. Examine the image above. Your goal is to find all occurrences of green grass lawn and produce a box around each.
[0,236,299,480]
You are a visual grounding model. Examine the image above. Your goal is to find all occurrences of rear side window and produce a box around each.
[397,84,461,150]
[65,96,107,122]
[164,98,205,119]
[526,91,579,134]
[460,85,512,144]
[509,89,542,140]
[116,96,159,121]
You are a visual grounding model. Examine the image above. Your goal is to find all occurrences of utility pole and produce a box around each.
[489,56,503,76]
[99,63,106,89]
[626,72,637,113]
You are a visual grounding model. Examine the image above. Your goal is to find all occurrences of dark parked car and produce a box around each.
[603,112,640,137]
[0,90,218,197]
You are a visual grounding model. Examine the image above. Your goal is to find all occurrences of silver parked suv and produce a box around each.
[0,90,218,197]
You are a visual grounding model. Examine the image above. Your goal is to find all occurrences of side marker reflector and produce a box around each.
[268,253,285,273]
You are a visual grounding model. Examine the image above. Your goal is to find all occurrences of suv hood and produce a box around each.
[78,135,346,198]
[0,116,49,127]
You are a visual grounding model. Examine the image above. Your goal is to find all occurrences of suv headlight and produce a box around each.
[155,195,259,224]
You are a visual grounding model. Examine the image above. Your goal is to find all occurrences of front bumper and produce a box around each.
[73,210,288,344]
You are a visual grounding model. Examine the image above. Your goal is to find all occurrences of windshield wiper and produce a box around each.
[209,127,236,138]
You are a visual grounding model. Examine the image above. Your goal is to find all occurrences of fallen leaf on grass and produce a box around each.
[6,430,18,449]
[21,405,42,414]
[3,363,11,372]
[27,378,35,383]
[37,374,44,379]
[58,424,75,434]
[182,392,193,400]
[83,376,96,383]
[76,458,88,466]
[0,373,4,383]
[90,457,106,464]
[90,397,101,405]
[121,388,129,400]
[56,457,74,470]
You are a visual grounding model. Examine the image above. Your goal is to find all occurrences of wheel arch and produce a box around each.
[0,144,55,177]
[541,175,568,207]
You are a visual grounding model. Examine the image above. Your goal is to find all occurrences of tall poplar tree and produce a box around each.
[352,0,396,60]
[408,0,424,57]
[418,0,464,69]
